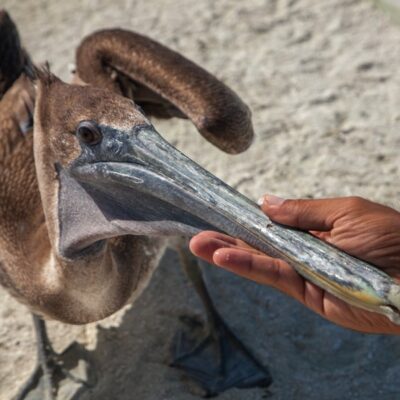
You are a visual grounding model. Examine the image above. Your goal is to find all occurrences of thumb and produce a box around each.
[259,195,341,231]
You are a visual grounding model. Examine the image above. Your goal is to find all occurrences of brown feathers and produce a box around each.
[0,74,35,161]
[76,29,254,154]
[30,63,59,87]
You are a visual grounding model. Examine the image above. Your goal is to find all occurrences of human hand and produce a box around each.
[190,196,400,334]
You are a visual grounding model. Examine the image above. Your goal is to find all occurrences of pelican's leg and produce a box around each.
[14,314,93,400]
[172,244,272,397]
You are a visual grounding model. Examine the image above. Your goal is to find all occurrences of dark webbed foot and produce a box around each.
[171,312,271,397]
[14,315,95,400]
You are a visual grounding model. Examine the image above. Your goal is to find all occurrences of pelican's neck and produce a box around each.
[0,148,163,323]
[0,145,164,323]
[0,80,162,323]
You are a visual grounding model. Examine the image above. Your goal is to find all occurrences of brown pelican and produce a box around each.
[0,10,270,399]
[3,7,400,400]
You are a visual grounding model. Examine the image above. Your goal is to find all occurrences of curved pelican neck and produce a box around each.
[75,28,253,154]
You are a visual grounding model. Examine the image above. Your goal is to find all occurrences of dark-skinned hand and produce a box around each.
[190,196,400,334]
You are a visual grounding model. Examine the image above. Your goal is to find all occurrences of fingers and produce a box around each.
[210,247,359,326]
[190,231,307,303]
[189,231,330,309]
[212,248,305,299]
[189,231,397,333]
[189,231,263,263]
[259,195,356,231]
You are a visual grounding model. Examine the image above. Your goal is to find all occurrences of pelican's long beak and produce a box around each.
[71,124,400,324]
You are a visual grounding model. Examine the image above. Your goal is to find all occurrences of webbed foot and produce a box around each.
[171,313,271,397]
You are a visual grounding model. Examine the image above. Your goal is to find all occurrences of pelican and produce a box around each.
[3,7,400,400]
[0,10,270,399]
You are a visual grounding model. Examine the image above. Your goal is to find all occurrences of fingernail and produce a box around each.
[265,194,285,206]
[257,196,265,206]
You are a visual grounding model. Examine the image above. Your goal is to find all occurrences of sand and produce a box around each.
[1,0,400,399]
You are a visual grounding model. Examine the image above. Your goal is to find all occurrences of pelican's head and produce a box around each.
[33,70,255,261]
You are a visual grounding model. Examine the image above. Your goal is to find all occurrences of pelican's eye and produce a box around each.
[76,121,102,146]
